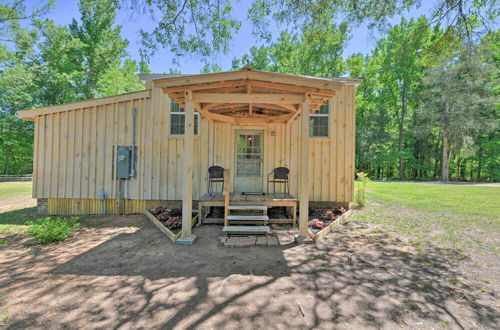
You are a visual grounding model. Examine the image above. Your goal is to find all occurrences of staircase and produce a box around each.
[220,168,271,236]
[223,205,271,235]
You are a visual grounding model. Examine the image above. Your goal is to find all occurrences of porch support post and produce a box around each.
[297,100,313,243]
[178,90,197,245]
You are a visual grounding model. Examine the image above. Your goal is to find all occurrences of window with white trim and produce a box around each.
[310,100,329,137]
[170,99,199,136]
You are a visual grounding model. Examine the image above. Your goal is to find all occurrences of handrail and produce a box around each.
[223,169,230,226]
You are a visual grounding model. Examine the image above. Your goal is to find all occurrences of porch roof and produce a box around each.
[148,66,361,124]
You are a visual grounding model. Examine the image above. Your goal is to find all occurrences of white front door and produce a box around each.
[234,130,263,192]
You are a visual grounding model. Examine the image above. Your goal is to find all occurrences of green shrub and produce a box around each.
[354,172,370,207]
[26,217,80,243]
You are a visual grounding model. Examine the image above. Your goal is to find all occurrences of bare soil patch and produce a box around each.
[1,213,498,329]
[0,195,35,214]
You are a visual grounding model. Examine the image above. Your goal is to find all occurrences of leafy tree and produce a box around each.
[200,62,222,73]
[0,0,145,174]
[126,0,496,58]
[70,0,129,98]
[35,19,85,105]
[418,41,499,181]
[97,59,145,95]
[0,21,39,174]
[126,0,241,59]
[233,22,348,77]
[0,0,54,41]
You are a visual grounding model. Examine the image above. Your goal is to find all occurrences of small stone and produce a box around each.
[256,236,268,246]
[235,237,256,247]
[267,237,279,246]
[224,237,237,247]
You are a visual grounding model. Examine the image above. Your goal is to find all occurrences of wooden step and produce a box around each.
[228,205,267,211]
[223,226,270,235]
[227,215,269,221]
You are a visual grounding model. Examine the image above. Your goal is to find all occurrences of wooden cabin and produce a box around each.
[18,67,359,243]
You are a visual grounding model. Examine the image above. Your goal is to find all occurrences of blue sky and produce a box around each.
[31,0,437,74]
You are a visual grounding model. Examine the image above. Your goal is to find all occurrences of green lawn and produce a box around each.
[353,181,500,253]
[0,181,32,199]
[0,182,36,237]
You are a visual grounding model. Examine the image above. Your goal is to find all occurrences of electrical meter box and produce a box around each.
[116,146,137,179]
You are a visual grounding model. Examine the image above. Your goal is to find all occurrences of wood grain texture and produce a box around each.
[31,83,357,208]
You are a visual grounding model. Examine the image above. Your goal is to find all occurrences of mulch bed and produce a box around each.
[150,207,183,234]
[308,206,347,235]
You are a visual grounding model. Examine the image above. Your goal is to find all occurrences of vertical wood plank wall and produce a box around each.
[34,85,356,209]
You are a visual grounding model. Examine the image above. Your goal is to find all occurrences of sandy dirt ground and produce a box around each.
[0,195,35,213]
[1,213,498,329]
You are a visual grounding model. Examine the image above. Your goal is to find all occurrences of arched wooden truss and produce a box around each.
[152,67,342,124]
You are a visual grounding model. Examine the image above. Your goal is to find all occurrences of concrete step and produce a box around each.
[223,226,270,235]
[228,205,267,211]
[227,215,269,221]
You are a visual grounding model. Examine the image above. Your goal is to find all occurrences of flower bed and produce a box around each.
[307,206,353,242]
[144,207,198,242]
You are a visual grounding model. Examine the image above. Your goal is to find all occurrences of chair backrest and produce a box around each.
[273,167,289,180]
[208,166,225,179]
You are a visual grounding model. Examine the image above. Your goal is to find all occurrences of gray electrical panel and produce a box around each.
[116,146,137,179]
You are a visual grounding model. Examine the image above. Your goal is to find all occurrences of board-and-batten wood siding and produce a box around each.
[34,86,355,213]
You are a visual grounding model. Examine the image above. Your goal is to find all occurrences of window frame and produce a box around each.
[309,100,330,138]
[169,99,200,137]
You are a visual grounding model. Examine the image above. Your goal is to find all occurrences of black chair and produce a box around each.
[208,166,225,194]
[267,167,289,195]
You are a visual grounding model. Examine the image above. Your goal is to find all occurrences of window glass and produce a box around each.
[170,99,199,135]
[309,100,329,137]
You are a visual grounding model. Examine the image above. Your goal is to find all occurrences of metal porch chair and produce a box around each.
[267,167,289,195]
[208,166,225,194]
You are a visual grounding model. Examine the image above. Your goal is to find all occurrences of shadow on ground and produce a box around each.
[0,206,37,225]
[1,214,497,329]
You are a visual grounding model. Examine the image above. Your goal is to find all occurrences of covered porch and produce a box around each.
[149,67,341,244]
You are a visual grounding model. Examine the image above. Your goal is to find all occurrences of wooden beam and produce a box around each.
[198,106,235,123]
[192,93,305,104]
[163,80,246,93]
[17,90,151,120]
[251,103,297,112]
[155,71,248,88]
[246,71,342,91]
[153,70,346,90]
[233,113,295,125]
[181,90,195,241]
[246,82,253,115]
[201,103,222,111]
[250,80,337,96]
[299,102,310,238]
[223,169,230,226]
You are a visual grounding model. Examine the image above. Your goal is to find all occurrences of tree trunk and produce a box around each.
[398,86,407,180]
[3,145,11,175]
[442,130,450,182]
[441,99,451,182]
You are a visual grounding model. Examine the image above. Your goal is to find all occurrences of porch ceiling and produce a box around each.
[157,67,340,124]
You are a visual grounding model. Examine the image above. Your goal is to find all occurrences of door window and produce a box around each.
[236,133,262,177]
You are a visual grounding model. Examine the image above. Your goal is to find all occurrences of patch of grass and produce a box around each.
[0,207,38,235]
[0,182,36,235]
[26,217,80,243]
[352,182,500,253]
[438,320,448,327]
[365,182,500,218]
[407,300,421,311]
[0,182,32,199]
